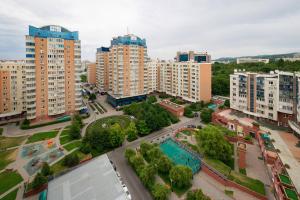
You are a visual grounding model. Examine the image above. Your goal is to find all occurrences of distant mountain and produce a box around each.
[215,52,300,62]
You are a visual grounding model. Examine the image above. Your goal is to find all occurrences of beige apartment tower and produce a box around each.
[0,60,26,122]
[25,25,83,121]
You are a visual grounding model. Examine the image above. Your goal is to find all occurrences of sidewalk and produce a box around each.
[261,126,300,193]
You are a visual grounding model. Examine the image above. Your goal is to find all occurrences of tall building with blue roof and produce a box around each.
[96,34,148,107]
[25,25,83,121]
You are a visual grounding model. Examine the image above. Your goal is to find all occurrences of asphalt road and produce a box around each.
[108,117,201,200]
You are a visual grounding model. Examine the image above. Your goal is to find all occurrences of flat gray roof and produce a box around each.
[47,154,127,200]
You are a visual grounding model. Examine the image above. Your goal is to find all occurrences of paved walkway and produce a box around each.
[0,182,23,199]
[260,126,300,193]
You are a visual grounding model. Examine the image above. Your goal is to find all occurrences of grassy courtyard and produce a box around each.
[0,188,18,200]
[0,171,23,195]
[0,136,27,149]
[86,115,131,134]
[0,149,17,171]
[50,150,89,175]
[63,140,82,151]
[26,130,59,144]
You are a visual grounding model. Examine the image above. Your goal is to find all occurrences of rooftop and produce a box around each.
[47,154,127,200]
[159,100,184,110]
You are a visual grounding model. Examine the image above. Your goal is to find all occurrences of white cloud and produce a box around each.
[0,0,299,60]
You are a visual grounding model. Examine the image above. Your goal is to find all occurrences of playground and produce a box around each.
[20,139,56,160]
[23,148,64,176]
[160,138,201,174]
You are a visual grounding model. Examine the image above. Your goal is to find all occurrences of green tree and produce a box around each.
[147,147,163,164]
[200,108,213,123]
[109,123,125,147]
[186,189,211,200]
[70,121,81,139]
[129,155,145,173]
[184,106,194,118]
[151,183,170,200]
[41,162,53,177]
[125,148,136,160]
[224,99,230,108]
[196,125,233,163]
[147,95,157,103]
[140,142,154,159]
[126,122,138,142]
[157,156,173,174]
[32,173,47,189]
[63,153,79,167]
[140,164,157,187]
[73,114,83,127]
[169,165,193,188]
[89,93,96,102]
[80,74,87,82]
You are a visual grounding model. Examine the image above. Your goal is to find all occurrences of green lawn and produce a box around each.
[60,129,70,137]
[181,130,193,136]
[63,140,82,151]
[0,128,3,135]
[26,130,59,144]
[59,135,74,145]
[0,171,23,195]
[50,150,88,175]
[0,149,17,171]
[229,171,266,195]
[0,136,27,149]
[203,157,231,177]
[279,174,292,185]
[86,115,131,134]
[224,190,234,197]
[0,188,18,200]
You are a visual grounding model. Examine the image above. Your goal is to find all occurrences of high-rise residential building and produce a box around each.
[96,34,148,107]
[25,25,83,121]
[154,59,211,102]
[96,47,110,91]
[175,51,211,63]
[230,70,300,130]
[146,59,158,93]
[87,63,96,84]
[0,60,26,122]
[236,58,269,64]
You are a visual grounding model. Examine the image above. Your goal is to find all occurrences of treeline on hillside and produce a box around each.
[212,60,300,96]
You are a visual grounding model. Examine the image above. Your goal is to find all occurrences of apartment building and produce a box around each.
[230,70,300,129]
[0,60,26,122]
[175,51,211,63]
[87,63,96,84]
[25,25,83,121]
[96,34,148,107]
[236,58,269,64]
[157,60,211,102]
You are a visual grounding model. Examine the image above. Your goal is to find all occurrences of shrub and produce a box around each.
[169,165,193,188]
[125,148,136,160]
[63,153,79,167]
[41,162,53,177]
[184,106,194,118]
[32,173,47,189]
[186,189,211,200]
[151,183,170,200]
[200,108,213,123]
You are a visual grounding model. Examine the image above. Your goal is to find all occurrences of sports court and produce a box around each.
[160,138,201,174]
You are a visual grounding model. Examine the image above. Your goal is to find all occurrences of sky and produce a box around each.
[0,0,300,61]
